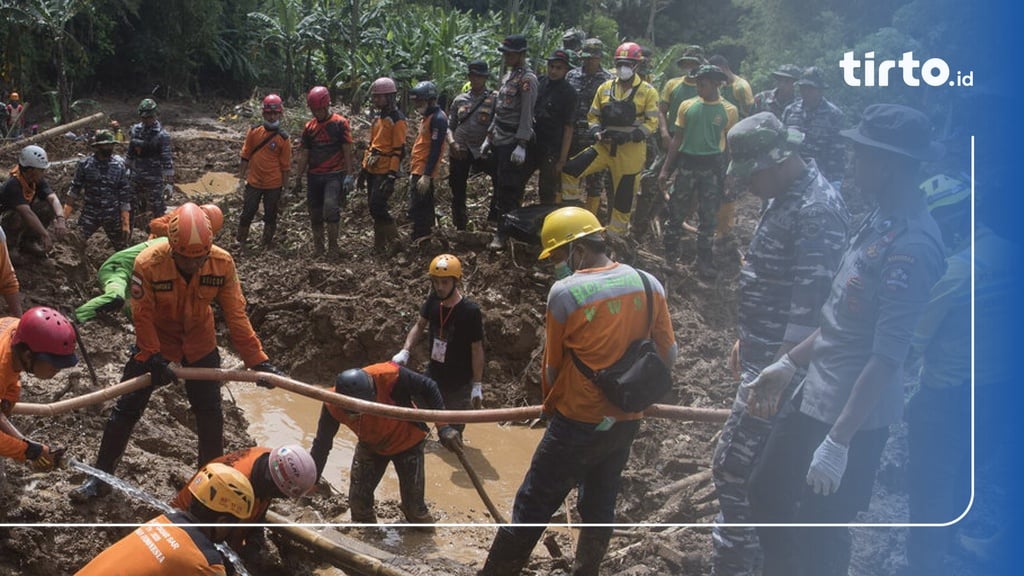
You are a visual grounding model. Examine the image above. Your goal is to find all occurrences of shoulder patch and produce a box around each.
[521,80,532,92]
[200,275,226,287]
[131,273,144,299]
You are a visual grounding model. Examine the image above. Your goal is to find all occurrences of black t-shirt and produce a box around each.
[533,77,578,152]
[419,294,484,388]
[0,175,53,215]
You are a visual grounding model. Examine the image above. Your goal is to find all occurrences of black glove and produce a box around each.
[252,361,284,389]
[145,353,178,388]
[25,441,64,472]
[630,127,646,143]
[357,168,368,191]
[438,425,464,453]
[588,125,603,140]
[382,173,397,195]
[96,295,125,315]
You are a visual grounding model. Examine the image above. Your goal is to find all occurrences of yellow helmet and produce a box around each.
[429,254,462,279]
[921,173,969,211]
[538,207,605,260]
[187,462,255,519]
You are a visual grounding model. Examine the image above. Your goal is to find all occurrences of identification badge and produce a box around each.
[431,338,448,363]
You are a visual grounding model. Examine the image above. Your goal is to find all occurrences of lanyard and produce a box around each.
[438,301,457,340]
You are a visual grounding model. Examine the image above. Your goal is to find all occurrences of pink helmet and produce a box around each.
[13,307,78,368]
[370,77,398,95]
[268,444,317,498]
[262,94,283,113]
[306,86,331,110]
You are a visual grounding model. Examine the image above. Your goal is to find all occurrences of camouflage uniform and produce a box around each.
[566,43,612,206]
[781,68,845,182]
[711,113,849,576]
[751,64,801,119]
[68,152,132,250]
[126,120,174,223]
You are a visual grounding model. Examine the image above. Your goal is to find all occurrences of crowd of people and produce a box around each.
[0,25,994,576]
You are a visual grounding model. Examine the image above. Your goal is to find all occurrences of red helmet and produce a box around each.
[614,42,643,62]
[13,307,78,368]
[262,94,283,113]
[306,86,331,110]
[168,202,213,258]
[370,77,398,95]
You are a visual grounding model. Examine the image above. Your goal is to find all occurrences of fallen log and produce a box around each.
[0,112,106,154]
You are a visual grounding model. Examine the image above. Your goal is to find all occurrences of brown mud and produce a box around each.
[0,98,977,575]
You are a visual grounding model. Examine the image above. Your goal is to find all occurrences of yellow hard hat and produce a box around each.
[538,206,605,260]
[187,462,255,519]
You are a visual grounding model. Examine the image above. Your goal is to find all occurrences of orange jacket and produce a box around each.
[362,109,406,175]
[0,227,19,297]
[241,126,291,188]
[74,513,228,575]
[322,363,447,457]
[170,447,272,550]
[0,318,27,461]
[129,242,267,366]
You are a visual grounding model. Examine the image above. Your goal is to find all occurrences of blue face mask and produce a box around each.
[553,261,572,280]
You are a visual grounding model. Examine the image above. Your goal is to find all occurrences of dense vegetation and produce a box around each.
[0,0,982,127]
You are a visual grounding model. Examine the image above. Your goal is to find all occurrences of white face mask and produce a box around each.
[263,120,281,131]
[617,65,635,81]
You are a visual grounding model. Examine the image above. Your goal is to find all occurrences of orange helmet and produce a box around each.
[200,203,224,235]
[168,202,213,258]
[429,254,462,280]
[614,42,643,62]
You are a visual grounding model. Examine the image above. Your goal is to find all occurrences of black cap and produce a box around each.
[840,104,944,161]
[499,34,528,53]
[468,60,491,77]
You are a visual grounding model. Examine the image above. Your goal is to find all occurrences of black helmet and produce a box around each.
[410,81,438,102]
[335,369,375,401]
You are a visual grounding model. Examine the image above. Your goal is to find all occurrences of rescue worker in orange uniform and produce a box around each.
[309,362,463,525]
[407,81,449,240]
[0,225,21,315]
[0,307,77,472]
[362,77,407,252]
[70,203,283,501]
[170,444,317,551]
[75,463,255,576]
[147,203,223,241]
[237,93,291,249]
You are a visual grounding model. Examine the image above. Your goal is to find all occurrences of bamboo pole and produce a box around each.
[0,112,106,155]
[452,443,508,523]
[265,511,414,576]
[10,367,729,424]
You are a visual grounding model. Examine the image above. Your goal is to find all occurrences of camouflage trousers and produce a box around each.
[78,208,128,251]
[132,179,167,229]
[665,157,723,259]
[711,368,775,576]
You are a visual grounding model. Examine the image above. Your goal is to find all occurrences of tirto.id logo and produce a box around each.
[840,51,973,87]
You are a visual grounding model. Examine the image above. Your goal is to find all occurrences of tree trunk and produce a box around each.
[56,39,71,124]
[647,0,658,45]
[348,0,362,114]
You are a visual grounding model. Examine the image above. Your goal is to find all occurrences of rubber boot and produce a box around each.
[262,222,276,247]
[372,220,386,253]
[69,418,133,502]
[379,221,400,257]
[585,196,602,216]
[311,223,325,256]
[571,527,613,576]
[235,225,250,245]
[326,222,340,259]
[697,244,718,280]
[478,527,535,576]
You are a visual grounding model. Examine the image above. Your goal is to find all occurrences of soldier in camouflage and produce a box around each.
[566,38,613,214]
[752,64,801,120]
[781,67,846,183]
[126,98,174,227]
[65,130,133,251]
[711,112,849,576]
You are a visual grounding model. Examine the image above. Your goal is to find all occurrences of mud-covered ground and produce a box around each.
[0,98,990,575]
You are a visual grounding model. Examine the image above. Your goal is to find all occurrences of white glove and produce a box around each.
[510,143,527,165]
[162,183,174,200]
[806,435,849,496]
[479,138,492,157]
[745,353,799,419]
[471,382,483,409]
[416,175,432,194]
[392,349,410,365]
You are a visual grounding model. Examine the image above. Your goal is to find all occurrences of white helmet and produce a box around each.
[19,145,50,169]
[268,444,317,498]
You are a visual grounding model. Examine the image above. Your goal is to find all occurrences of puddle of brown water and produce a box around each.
[177,171,239,197]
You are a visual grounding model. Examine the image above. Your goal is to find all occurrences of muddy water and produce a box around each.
[177,171,239,197]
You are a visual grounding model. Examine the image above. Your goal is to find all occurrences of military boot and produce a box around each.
[311,223,325,256]
[236,225,250,245]
[326,222,341,259]
[262,221,277,248]
[477,527,535,576]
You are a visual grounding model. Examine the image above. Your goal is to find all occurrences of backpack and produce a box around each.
[570,271,673,412]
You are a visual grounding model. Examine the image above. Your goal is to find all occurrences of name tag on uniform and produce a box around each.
[431,338,448,363]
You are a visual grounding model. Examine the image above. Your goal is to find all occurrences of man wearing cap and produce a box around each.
[561,28,585,53]
[782,67,846,183]
[709,55,754,118]
[448,61,497,231]
[658,64,738,278]
[64,130,132,252]
[566,39,613,214]
[658,46,705,150]
[126,98,174,225]
[561,41,660,237]
[485,34,539,250]
[710,112,849,576]
[747,104,947,576]
[528,49,578,205]
[753,64,802,118]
